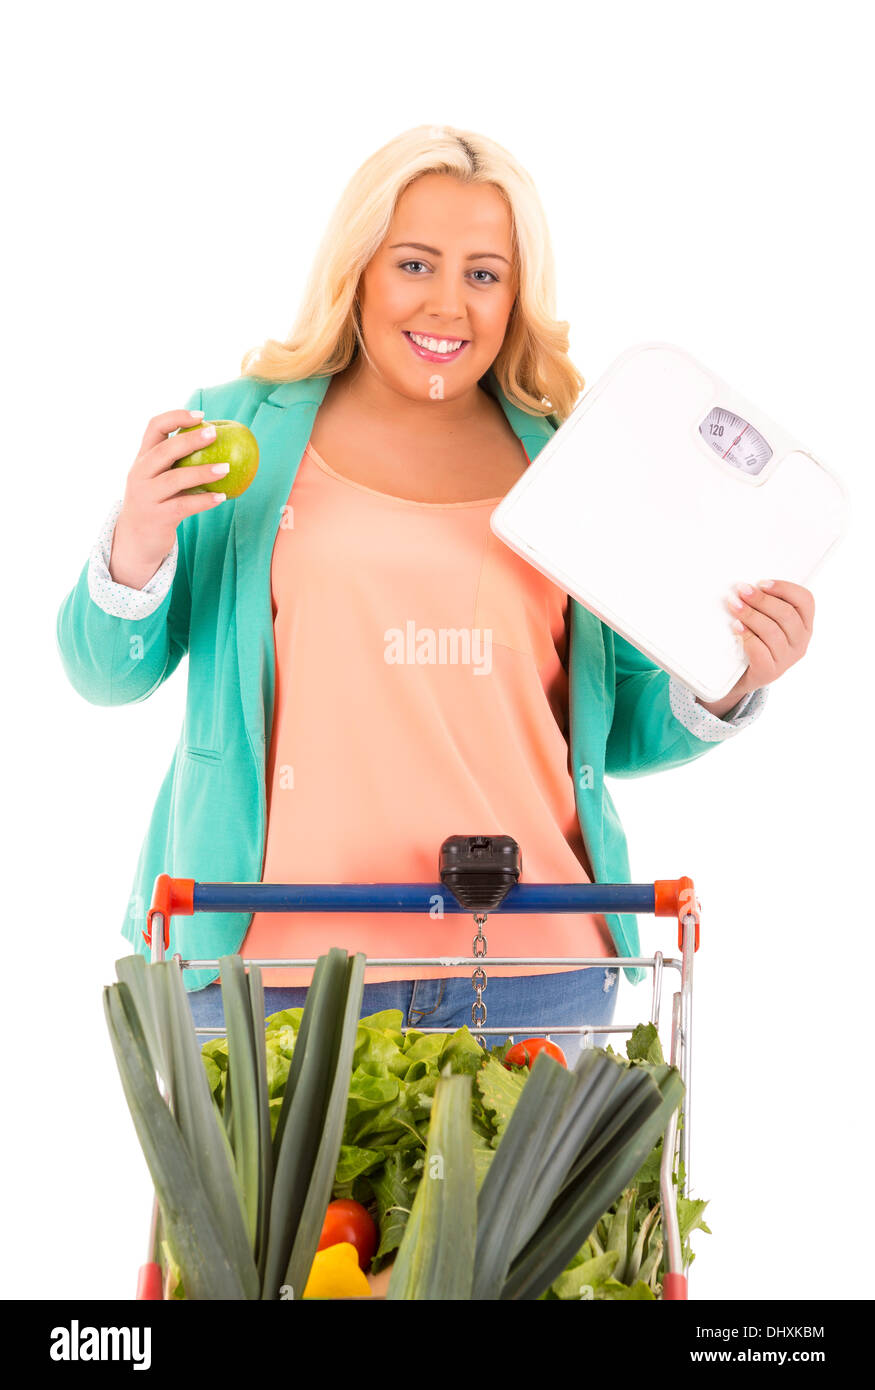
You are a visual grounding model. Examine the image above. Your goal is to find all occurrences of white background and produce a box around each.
[4,0,872,1302]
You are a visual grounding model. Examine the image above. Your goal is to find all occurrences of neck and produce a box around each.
[334,353,494,434]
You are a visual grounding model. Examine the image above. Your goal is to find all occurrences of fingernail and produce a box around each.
[737,583,754,596]
[189,409,205,419]
[211,463,231,475]
[759,579,775,589]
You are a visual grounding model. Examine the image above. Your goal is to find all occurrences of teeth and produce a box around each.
[408,332,464,353]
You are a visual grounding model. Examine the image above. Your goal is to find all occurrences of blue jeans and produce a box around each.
[186,966,620,1054]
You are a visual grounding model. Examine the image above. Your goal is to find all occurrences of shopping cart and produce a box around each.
[133,835,700,1302]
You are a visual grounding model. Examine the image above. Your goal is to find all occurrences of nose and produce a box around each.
[420,268,468,326]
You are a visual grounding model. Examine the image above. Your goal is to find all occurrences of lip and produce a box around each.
[402,330,470,364]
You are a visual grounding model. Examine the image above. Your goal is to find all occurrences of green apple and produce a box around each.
[172,420,260,498]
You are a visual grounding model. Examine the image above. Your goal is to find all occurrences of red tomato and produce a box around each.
[502,1037,568,1070]
[316,1199,378,1270]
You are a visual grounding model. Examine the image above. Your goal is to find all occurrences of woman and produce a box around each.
[57,125,813,1052]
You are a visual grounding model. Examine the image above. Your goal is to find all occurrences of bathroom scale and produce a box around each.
[490,341,849,703]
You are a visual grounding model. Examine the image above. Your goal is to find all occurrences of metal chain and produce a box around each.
[472,912,488,1046]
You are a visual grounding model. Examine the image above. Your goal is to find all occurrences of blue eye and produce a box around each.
[398,261,499,283]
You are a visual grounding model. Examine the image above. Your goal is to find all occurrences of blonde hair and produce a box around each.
[240,125,585,422]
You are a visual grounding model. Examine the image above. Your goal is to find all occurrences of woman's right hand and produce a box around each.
[109,409,230,588]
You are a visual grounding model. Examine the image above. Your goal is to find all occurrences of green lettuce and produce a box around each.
[200,1009,708,1287]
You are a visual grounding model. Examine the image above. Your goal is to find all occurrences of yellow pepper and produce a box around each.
[302,1241,373,1299]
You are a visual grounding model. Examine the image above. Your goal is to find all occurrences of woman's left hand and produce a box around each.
[726,578,815,696]
[696,579,815,717]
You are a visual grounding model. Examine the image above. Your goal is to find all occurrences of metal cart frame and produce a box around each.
[136,871,700,1301]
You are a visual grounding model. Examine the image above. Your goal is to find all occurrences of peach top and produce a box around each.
[240,440,615,985]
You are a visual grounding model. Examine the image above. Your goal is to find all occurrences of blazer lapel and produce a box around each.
[479,366,556,456]
[479,369,604,724]
[234,375,332,758]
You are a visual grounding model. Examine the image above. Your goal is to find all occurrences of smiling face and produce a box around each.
[354,172,518,403]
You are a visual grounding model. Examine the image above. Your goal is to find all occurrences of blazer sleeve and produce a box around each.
[604,626,767,779]
[55,387,201,707]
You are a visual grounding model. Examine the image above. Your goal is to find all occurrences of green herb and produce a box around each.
[540,1023,712,1299]
[105,948,365,1300]
[386,1071,477,1300]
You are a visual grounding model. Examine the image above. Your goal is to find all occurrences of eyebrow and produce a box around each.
[389,241,511,265]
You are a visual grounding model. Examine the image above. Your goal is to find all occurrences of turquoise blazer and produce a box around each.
[56,369,742,989]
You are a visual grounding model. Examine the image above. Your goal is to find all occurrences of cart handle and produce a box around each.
[145,875,700,954]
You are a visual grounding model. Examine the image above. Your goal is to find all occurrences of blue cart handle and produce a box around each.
[145,875,701,953]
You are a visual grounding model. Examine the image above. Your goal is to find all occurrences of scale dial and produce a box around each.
[699,407,772,475]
